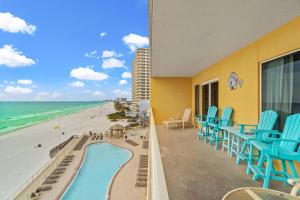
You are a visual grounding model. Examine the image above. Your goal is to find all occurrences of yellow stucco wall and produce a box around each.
[192,16,300,125]
[191,16,300,172]
[192,42,260,124]
[150,77,192,124]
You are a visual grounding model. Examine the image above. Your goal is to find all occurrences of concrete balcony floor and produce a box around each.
[156,126,290,200]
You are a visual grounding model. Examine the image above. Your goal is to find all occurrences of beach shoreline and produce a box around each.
[0,101,107,137]
[0,102,125,199]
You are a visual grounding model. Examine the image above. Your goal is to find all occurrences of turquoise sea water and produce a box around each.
[61,143,131,200]
[0,101,105,136]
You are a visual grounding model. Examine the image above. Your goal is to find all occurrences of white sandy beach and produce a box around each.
[0,102,126,199]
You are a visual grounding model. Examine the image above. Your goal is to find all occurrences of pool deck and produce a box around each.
[30,128,148,200]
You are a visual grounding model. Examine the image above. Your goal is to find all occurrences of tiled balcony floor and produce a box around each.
[156,126,290,200]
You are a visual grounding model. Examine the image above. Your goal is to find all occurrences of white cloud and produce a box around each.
[69,81,85,88]
[102,58,125,69]
[122,33,149,52]
[113,89,130,97]
[121,72,132,79]
[4,86,32,95]
[70,66,109,81]
[119,79,128,85]
[18,79,33,85]
[3,80,15,85]
[100,32,107,37]
[93,91,104,96]
[0,12,36,35]
[102,50,122,58]
[34,92,48,100]
[51,91,60,98]
[113,89,121,94]
[85,50,99,59]
[36,92,48,96]
[0,44,35,67]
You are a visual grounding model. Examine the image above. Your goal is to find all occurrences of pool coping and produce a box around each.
[55,140,134,200]
[106,142,134,200]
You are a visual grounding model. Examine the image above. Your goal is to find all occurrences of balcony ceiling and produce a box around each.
[149,0,300,77]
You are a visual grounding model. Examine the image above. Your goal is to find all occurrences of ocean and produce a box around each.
[0,101,105,136]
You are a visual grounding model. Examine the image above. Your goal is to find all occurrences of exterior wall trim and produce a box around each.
[200,77,219,86]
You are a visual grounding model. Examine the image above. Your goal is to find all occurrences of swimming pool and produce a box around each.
[61,143,132,200]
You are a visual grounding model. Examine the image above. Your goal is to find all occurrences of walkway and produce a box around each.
[156,126,290,200]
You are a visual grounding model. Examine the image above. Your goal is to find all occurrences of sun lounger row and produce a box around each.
[91,134,103,141]
[135,155,148,187]
[36,155,74,195]
[73,135,88,150]
[196,106,300,189]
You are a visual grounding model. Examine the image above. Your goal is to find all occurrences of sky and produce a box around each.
[0,0,148,101]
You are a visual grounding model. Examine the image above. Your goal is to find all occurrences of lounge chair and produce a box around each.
[52,171,64,175]
[137,176,147,181]
[47,175,59,180]
[62,160,72,163]
[43,179,57,184]
[137,172,147,176]
[59,163,69,167]
[126,139,139,146]
[138,169,148,172]
[135,181,147,187]
[247,114,300,189]
[37,185,52,192]
[197,106,218,143]
[162,108,191,129]
[55,167,66,171]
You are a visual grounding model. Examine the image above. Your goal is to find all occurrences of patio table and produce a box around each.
[222,187,299,200]
[229,129,254,158]
[220,126,237,155]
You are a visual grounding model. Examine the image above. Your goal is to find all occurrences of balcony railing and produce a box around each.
[148,108,169,200]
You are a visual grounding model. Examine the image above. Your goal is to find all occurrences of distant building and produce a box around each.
[138,99,150,120]
[132,48,150,115]
[115,98,127,103]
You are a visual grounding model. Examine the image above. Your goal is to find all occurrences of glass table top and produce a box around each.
[223,187,299,200]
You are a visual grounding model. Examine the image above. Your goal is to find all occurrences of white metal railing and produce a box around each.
[149,108,169,200]
[6,137,79,200]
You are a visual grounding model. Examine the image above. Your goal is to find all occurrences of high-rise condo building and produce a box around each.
[131,48,150,115]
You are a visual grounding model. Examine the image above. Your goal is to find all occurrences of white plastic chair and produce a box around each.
[163,108,191,129]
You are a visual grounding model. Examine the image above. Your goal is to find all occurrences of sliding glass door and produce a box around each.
[261,51,300,130]
[202,80,218,115]
[202,84,209,115]
[194,85,200,116]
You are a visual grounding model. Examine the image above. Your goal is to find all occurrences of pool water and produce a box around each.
[61,143,132,200]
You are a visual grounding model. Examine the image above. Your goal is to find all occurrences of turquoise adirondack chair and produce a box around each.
[208,107,233,150]
[247,114,300,189]
[197,106,217,143]
[235,110,278,165]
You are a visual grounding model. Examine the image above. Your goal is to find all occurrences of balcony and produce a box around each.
[149,111,290,200]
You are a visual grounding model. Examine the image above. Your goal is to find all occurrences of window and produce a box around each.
[261,51,300,130]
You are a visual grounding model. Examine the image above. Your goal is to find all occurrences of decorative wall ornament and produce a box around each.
[227,72,243,90]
